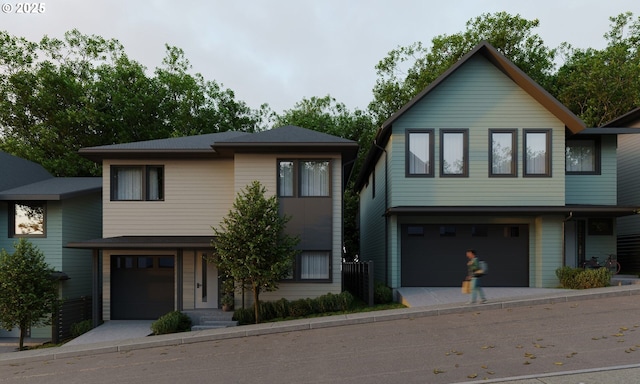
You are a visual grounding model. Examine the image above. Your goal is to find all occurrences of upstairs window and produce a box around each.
[566,139,600,174]
[278,160,330,197]
[440,129,469,177]
[10,201,46,237]
[406,130,434,176]
[524,130,551,177]
[111,165,164,201]
[490,129,517,177]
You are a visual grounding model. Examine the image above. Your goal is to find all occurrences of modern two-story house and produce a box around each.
[355,42,639,290]
[602,108,640,272]
[68,126,358,321]
[0,151,102,339]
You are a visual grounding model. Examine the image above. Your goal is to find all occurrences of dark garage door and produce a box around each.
[401,224,529,287]
[111,255,175,320]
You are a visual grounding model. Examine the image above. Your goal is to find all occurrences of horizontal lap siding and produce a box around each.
[566,135,617,205]
[389,55,565,207]
[617,134,640,235]
[103,159,234,237]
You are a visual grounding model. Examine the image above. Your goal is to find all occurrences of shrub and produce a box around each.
[151,311,192,335]
[374,281,393,304]
[556,266,611,289]
[232,308,255,325]
[288,298,313,318]
[70,319,93,338]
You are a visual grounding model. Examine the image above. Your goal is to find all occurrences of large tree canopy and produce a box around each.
[0,29,266,176]
[369,12,557,126]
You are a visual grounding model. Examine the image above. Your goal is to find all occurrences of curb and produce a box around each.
[1,285,640,365]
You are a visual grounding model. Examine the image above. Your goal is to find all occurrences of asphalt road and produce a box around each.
[2,296,640,384]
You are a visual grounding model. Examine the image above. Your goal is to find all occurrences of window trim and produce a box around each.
[406,129,435,177]
[440,129,469,177]
[523,129,552,177]
[282,250,332,283]
[9,201,47,238]
[489,129,518,177]
[277,160,296,197]
[110,165,165,201]
[277,159,332,198]
[565,137,601,175]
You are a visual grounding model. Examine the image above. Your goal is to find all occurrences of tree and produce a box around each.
[211,181,299,324]
[0,239,60,350]
[552,12,640,127]
[368,12,556,125]
[275,95,376,260]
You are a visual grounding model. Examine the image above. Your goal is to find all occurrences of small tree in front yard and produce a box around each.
[0,239,61,350]
[212,181,299,324]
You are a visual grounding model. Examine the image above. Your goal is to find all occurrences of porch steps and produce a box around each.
[611,275,640,286]
[191,319,238,331]
[182,310,238,331]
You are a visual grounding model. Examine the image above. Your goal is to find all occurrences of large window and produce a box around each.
[406,130,434,176]
[285,251,331,282]
[10,201,46,237]
[490,129,517,177]
[111,165,164,201]
[524,130,551,177]
[566,139,599,174]
[278,160,330,197]
[440,129,469,177]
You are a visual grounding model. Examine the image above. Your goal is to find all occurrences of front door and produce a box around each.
[195,252,218,309]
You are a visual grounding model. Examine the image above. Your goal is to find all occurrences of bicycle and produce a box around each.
[581,254,621,275]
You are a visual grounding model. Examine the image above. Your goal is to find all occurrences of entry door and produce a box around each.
[195,252,218,309]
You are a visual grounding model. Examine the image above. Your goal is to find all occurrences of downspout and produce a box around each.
[562,211,573,267]
[372,140,389,287]
[341,158,357,263]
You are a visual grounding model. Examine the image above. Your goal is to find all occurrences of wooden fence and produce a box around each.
[342,261,374,306]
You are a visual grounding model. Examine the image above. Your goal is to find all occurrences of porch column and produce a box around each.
[92,249,100,328]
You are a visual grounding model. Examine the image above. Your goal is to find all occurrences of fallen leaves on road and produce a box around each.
[433,368,445,374]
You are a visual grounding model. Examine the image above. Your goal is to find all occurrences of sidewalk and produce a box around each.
[1,284,639,383]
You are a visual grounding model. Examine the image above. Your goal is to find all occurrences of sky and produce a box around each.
[1,0,639,115]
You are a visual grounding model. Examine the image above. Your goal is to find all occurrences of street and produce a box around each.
[2,295,640,384]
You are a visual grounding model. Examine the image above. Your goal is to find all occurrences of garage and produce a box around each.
[110,255,175,320]
[401,224,529,287]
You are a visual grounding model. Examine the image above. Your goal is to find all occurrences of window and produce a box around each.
[440,129,469,177]
[406,130,434,176]
[524,130,551,177]
[10,202,46,237]
[440,225,456,237]
[566,139,599,174]
[277,160,330,197]
[490,130,517,177]
[285,251,331,282]
[111,165,164,201]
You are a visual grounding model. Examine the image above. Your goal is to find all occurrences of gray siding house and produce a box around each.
[602,108,640,271]
[0,152,102,339]
[355,42,638,290]
[69,126,358,321]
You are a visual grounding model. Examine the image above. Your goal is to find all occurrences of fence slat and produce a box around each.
[342,261,374,306]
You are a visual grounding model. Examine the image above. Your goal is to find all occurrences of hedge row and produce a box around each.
[555,266,611,289]
[233,291,355,325]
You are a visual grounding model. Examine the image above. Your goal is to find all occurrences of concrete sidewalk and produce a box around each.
[1,284,640,383]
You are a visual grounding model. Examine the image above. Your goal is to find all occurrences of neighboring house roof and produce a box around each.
[0,177,102,200]
[601,107,640,128]
[354,41,586,192]
[0,151,53,191]
[66,236,214,249]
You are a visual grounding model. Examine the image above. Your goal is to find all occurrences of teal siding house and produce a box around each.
[355,42,639,290]
[0,152,101,339]
[602,108,640,271]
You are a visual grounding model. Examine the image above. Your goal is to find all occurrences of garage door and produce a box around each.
[111,255,175,320]
[401,224,529,287]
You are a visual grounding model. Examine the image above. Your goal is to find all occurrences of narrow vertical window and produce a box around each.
[147,166,164,200]
[524,130,551,177]
[278,161,294,197]
[440,129,468,177]
[490,130,517,177]
[406,130,434,176]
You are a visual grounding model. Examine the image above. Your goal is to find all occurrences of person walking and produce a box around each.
[466,249,487,304]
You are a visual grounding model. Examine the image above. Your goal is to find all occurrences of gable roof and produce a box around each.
[0,177,102,200]
[0,151,53,191]
[355,41,585,192]
[601,107,640,128]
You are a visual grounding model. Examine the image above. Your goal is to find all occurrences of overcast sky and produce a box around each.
[1,0,638,114]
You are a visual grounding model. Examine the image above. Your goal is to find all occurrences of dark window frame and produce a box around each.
[489,129,518,177]
[565,137,601,175]
[277,159,332,198]
[406,129,435,177]
[440,129,469,177]
[9,201,47,238]
[110,165,165,201]
[523,129,552,177]
[282,250,332,283]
